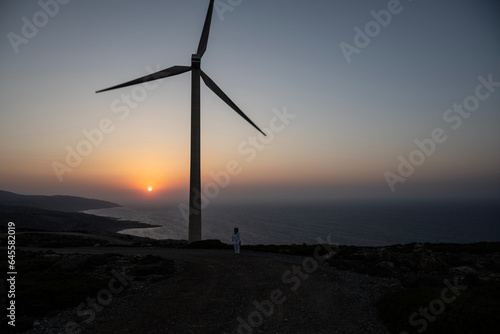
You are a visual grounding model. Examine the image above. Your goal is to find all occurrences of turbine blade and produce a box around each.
[201,71,266,136]
[196,0,215,58]
[96,65,191,93]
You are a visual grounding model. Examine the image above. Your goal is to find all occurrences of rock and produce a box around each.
[453,265,477,275]
[377,247,391,261]
[411,243,448,273]
[375,261,395,271]
[51,254,91,271]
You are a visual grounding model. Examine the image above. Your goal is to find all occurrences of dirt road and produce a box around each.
[28,246,394,334]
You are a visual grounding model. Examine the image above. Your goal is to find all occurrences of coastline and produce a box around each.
[80,201,500,246]
[0,205,161,234]
[82,207,167,238]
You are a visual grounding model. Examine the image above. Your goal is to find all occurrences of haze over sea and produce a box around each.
[85,199,499,246]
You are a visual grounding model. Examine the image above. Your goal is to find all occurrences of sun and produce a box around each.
[147,187,153,192]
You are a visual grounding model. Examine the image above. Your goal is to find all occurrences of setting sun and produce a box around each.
[148,187,153,192]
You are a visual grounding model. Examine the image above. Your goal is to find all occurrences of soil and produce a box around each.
[20,245,396,334]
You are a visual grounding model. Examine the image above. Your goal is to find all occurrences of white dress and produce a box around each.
[232,232,241,254]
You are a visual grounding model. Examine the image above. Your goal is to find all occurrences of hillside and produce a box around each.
[0,190,119,212]
[0,205,159,234]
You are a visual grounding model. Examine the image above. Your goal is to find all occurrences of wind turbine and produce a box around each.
[96,0,265,243]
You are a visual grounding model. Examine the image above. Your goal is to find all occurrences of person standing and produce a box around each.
[232,227,241,254]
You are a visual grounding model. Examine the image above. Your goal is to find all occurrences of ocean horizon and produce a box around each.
[84,199,500,247]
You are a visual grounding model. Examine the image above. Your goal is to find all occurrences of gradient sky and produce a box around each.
[1,0,499,205]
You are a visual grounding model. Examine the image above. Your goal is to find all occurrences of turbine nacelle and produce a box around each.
[191,54,201,68]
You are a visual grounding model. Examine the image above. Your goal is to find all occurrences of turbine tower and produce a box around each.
[96,0,265,243]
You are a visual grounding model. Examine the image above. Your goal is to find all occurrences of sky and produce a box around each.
[1,0,499,206]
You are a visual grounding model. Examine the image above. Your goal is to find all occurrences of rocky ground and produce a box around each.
[1,230,499,334]
[324,242,500,286]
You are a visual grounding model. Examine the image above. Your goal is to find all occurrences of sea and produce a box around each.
[84,200,500,247]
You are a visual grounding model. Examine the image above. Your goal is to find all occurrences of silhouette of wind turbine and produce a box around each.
[96,0,265,243]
